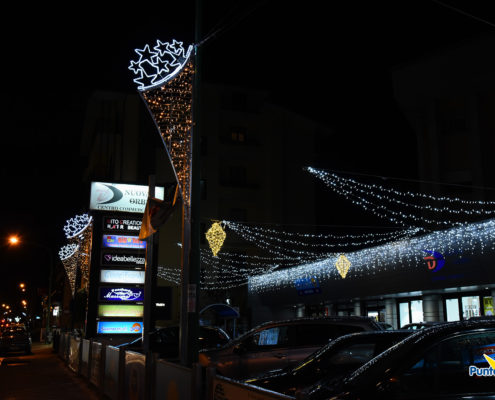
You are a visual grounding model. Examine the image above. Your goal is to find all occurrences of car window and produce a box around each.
[246,326,292,350]
[296,324,364,347]
[328,343,376,365]
[397,331,495,395]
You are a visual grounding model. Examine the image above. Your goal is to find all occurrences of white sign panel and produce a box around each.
[89,182,164,213]
[100,269,145,284]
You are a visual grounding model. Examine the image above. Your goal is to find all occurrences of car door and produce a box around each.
[388,329,495,399]
[237,324,294,378]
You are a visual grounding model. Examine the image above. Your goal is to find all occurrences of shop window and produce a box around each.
[399,302,410,327]
[446,298,460,322]
[483,296,494,316]
[462,296,480,319]
[411,300,423,323]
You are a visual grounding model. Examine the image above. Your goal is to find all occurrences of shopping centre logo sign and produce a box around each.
[469,353,495,377]
[423,250,446,272]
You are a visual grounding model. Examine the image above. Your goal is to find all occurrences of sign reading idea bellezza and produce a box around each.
[89,182,165,213]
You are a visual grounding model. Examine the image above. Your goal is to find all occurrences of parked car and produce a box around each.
[0,327,32,355]
[400,321,443,330]
[116,325,230,358]
[305,318,495,399]
[198,316,383,379]
[243,330,413,396]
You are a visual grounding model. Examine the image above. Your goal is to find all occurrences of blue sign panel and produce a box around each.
[99,287,144,302]
[97,321,143,334]
[102,234,146,249]
[294,276,321,296]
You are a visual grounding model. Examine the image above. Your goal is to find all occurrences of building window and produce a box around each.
[201,136,207,156]
[229,166,247,186]
[200,179,207,200]
[462,296,480,319]
[231,127,246,143]
[399,300,424,327]
[445,298,460,321]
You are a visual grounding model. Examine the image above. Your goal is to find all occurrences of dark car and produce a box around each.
[116,325,230,358]
[311,318,495,400]
[243,330,412,396]
[400,321,443,330]
[198,316,383,379]
[0,327,32,355]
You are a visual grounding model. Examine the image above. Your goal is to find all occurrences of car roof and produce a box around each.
[230,316,383,343]
[296,330,413,366]
[344,318,495,387]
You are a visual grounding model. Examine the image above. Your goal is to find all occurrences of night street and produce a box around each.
[0,343,102,400]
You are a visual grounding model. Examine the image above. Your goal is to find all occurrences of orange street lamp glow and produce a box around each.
[8,236,19,245]
[19,283,25,288]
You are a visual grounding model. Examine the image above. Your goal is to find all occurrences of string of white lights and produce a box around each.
[320,171,495,217]
[223,220,420,250]
[316,175,466,228]
[307,167,495,207]
[248,219,495,294]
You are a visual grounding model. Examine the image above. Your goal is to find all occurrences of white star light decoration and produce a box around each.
[129,39,194,91]
[64,214,93,239]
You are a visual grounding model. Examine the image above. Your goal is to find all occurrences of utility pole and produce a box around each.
[180,0,202,367]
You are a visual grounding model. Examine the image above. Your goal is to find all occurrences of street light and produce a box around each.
[8,235,54,343]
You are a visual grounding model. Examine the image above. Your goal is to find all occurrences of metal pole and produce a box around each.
[46,249,53,343]
[143,175,156,353]
[180,0,202,367]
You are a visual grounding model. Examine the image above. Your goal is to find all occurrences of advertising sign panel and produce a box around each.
[89,182,164,213]
[102,235,146,249]
[101,252,145,267]
[99,287,144,302]
[97,321,143,334]
[97,304,144,317]
[103,217,142,233]
[100,269,145,284]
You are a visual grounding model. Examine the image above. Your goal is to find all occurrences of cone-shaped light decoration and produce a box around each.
[335,254,351,279]
[206,222,226,257]
[59,244,79,297]
[129,39,194,219]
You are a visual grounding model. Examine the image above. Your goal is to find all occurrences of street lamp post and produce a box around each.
[8,235,54,343]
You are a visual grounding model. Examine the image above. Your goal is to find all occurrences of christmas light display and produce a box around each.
[129,39,194,219]
[306,167,495,228]
[205,222,226,257]
[64,214,93,239]
[335,254,351,278]
[248,218,495,294]
[59,244,79,296]
[60,213,94,292]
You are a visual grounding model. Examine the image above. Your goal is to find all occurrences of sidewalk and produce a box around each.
[0,342,104,400]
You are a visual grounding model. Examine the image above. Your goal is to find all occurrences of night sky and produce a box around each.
[0,1,493,304]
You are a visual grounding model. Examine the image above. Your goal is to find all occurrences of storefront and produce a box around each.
[248,219,495,328]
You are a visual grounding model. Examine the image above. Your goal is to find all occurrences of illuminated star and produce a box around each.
[153,39,169,56]
[154,56,170,74]
[134,44,156,62]
[167,39,184,56]
[128,60,141,74]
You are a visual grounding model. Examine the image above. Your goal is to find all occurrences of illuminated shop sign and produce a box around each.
[100,269,145,284]
[89,182,164,213]
[294,276,321,296]
[99,287,144,302]
[97,321,143,334]
[101,252,145,267]
[102,235,146,249]
[97,305,144,318]
[104,217,142,233]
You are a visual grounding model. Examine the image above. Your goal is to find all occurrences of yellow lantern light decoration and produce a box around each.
[206,222,226,257]
[335,254,351,279]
